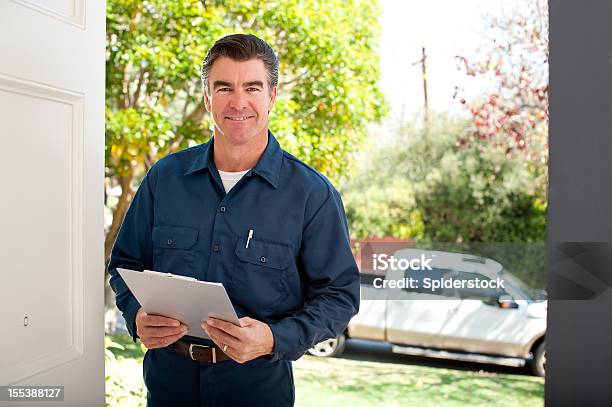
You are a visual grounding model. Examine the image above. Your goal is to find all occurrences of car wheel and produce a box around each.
[307,334,346,357]
[530,341,546,377]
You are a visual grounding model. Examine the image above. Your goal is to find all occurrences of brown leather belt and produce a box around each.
[168,340,232,363]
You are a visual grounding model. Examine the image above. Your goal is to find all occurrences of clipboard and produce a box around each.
[117,268,241,340]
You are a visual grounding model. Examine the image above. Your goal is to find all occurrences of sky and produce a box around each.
[378,0,506,123]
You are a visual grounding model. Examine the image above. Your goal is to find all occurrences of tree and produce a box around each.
[104,0,387,303]
[341,113,546,243]
[454,0,548,200]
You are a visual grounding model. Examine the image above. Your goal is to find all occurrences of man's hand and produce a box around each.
[202,317,274,364]
[135,308,188,349]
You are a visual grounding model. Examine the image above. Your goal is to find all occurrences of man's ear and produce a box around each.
[268,86,277,112]
[203,87,212,112]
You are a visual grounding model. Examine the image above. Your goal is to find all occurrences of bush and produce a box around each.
[342,114,546,243]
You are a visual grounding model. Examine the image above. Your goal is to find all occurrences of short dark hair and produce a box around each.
[201,34,279,93]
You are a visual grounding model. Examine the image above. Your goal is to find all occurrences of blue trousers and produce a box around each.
[143,347,295,407]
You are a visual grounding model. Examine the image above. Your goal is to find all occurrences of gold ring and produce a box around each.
[223,344,228,352]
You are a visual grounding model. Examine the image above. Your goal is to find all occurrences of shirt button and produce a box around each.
[219,206,226,213]
[260,256,266,263]
[212,244,220,253]
[167,239,173,246]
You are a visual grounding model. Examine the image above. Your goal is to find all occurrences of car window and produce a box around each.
[500,270,542,301]
[454,271,507,303]
[404,267,456,297]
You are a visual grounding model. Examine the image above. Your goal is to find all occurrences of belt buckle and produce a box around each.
[188,343,216,363]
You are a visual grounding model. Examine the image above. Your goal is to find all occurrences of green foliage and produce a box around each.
[106,0,222,179]
[344,178,425,240]
[342,114,546,242]
[105,335,146,407]
[104,336,124,364]
[105,0,387,183]
[416,140,545,243]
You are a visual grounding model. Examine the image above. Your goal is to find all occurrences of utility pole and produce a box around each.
[412,46,429,127]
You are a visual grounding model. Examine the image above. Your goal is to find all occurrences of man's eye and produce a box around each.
[247,87,260,92]
[218,88,231,92]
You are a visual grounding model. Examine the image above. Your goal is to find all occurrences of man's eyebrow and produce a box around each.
[212,80,233,89]
[244,81,264,88]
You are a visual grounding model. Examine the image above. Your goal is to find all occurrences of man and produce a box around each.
[108,33,360,406]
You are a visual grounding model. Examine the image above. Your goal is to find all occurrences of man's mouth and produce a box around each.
[225,116,254,121]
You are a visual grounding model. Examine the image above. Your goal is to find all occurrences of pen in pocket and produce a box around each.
[246,229,254,248]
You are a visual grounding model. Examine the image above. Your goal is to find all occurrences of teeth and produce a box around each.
[227,116,251,121]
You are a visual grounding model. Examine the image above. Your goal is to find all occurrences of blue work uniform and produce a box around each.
[107,131,360,407]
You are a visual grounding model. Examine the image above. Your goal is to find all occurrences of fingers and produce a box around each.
[142,313,181,327]
[203,331,244,364]
[136,311,185,341]
[204,330,224,351]
[141,324,188,339]
[203,325,241,349]
[206,318,242,337]
[142,330,188,349]
[218,344,243,363]
[238,316,255,327]
[135,310,190,349]
[199,317,272,364]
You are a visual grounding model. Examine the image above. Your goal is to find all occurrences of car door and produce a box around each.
[437,271,529,357]
[385,268,462,348]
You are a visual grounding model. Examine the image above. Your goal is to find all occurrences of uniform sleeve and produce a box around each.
[107,172,155,342]
[268,186,360,361]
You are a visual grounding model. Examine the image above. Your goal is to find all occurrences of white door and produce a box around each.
[385,268,461,347]
[0,0,105,405]
[439,299,528,356]
[437,271,541,357]
[386,296,462,348]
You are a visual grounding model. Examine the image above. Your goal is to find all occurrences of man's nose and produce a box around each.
[228,90,248,110]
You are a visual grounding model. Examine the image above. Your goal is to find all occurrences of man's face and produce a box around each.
[204,57,277,145]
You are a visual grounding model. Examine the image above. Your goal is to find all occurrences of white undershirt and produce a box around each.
[218,169,250,193]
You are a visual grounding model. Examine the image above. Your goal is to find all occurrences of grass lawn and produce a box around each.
[105,335,544,407]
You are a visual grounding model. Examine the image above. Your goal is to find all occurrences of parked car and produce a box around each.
[308,249,547,377]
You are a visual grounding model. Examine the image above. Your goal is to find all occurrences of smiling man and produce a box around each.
[107,34,360,406]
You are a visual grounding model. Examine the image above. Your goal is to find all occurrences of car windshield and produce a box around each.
[500,270,545,301]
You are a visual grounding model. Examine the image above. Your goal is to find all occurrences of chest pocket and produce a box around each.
[230,237,294,315]
[152,225,199,277]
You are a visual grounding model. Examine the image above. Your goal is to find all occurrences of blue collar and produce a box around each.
[184,130,282,189]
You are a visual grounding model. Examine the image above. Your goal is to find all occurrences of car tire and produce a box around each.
[530,341,546,377]
[307,334,346,357]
